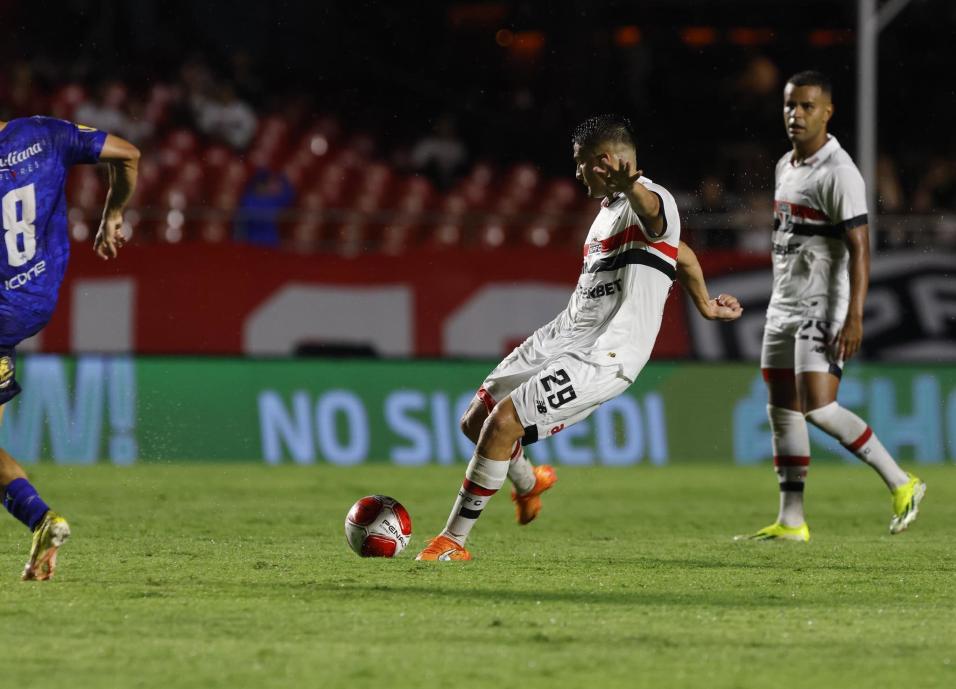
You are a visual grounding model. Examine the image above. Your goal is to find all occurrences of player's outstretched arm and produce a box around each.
[835,225,870,360]
[676,240,743,321]
[94,134,141,260]
[592,154,665,236]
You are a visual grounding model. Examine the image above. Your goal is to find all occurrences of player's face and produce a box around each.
[573,143,608,198]
[783,83,832,146]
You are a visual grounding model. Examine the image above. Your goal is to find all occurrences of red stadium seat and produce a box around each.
[165,129,199,153]
[290,217,322,253]
[538,178,579,212]
[380,223,420,254]
[430,222,463,248]
[335,222,367,256]
[478,216,507,248]
[199,220,229,243]
[502,163,540,193]
[201,145,233,170]
[523,215,559,247]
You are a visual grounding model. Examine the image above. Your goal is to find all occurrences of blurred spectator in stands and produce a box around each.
[913,157,956,212]
[75,82,155,145]
[193,81,258,150]
[233,168,295,247]
[876,154,904,212]
[75,80,130,135]
[123,95,157,145]
[410,114,468,190]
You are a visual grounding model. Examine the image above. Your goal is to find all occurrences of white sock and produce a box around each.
[805,402,909,490]
[768,405,811,527]
[507,442,536,495]
[441,454,509,545]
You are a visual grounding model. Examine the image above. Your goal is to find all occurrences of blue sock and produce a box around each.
[3,478,50,530]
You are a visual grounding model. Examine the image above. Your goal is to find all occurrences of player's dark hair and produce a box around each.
[786,70,832,98]
[571,114,636,152]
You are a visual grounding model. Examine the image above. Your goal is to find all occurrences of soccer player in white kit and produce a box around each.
[417,114,743,561]
[740,71,925,542]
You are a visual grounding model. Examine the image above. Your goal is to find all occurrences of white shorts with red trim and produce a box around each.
[760,317,845,378]
[480,344,632,445]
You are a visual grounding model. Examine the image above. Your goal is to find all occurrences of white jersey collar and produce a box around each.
[790,135,840,169]
[602,192,625,208]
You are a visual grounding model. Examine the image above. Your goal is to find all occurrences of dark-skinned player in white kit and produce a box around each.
[738,71,925,542]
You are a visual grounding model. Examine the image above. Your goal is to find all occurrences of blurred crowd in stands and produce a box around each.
[1,43,954,255]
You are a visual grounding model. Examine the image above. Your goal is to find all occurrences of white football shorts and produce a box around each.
[479,339,632,445]
[760,316,845,378]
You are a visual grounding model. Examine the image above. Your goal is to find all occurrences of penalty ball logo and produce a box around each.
[344,495,413,558]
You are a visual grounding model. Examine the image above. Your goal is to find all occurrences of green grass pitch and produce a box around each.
[1,464,954,689]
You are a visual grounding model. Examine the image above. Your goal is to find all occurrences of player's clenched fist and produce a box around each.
[707,293,743,321]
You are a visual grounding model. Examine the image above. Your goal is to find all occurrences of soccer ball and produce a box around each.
[344,495,412,557]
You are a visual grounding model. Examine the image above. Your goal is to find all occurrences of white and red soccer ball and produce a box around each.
[344,495,412,557]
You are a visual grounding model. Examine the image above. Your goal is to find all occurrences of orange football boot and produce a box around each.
[415,534,472,561]
[511,464,557,525]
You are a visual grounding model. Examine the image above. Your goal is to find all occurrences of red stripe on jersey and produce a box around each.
[762,367,795,382]
[583,225,678,260]
[774,455,811,467]
[774,200,829,222]
[476,387,497,414]
[462,479,498,496]
[845,427,873,452]
[647,239,679,260]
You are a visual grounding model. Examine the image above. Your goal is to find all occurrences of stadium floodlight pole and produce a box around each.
[857,0,914,250]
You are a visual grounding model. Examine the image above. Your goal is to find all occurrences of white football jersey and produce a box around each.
[768,135,868,323]
[529,177,680,381]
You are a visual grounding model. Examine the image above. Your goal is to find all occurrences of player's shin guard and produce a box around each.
[507,441,536,495]
[768,405,811,527]
[441,454,509,546]
[805,402,908,490]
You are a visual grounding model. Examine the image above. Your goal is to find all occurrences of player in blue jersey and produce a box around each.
[0,116,139,580]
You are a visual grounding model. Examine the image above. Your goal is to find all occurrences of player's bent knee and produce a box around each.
[482,400,524,442]
[460,412,481,441]
[460,400,488,440]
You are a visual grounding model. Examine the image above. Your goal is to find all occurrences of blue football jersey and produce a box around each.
[0,117,106,345]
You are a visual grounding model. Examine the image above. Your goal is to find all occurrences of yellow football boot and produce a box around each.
[735,521,810,543]
[22,511,71,581]
[890,474,926,535]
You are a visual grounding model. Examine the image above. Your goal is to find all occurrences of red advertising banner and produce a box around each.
[29,243,953,360]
